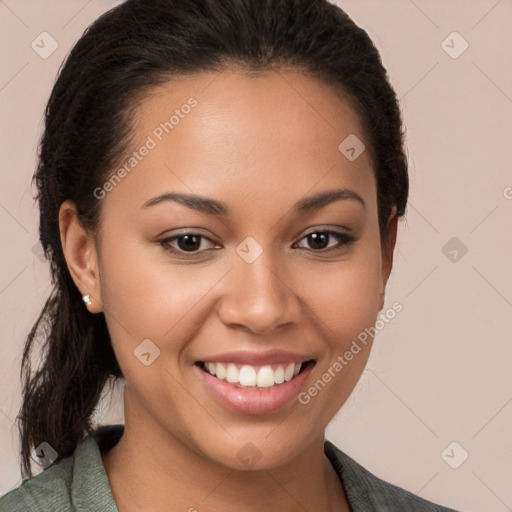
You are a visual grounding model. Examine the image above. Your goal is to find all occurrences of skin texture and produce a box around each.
[59,69,397,511]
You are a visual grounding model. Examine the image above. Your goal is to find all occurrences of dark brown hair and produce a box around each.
[19,0,408,476]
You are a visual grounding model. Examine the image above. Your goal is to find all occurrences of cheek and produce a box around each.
[303,239,384,346]
[293,241,383,425]
[98,239,231,344]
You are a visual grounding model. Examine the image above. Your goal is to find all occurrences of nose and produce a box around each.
[216,249,302,335]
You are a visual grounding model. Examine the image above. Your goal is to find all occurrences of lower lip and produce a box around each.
[196,363,314,415]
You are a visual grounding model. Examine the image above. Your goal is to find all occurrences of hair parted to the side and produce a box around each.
[19,0,408,477]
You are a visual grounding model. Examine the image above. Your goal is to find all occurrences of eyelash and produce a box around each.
[158,230,357,257]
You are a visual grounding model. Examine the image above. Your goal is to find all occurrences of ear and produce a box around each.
[379,205,398,310]
[59,200,103,313]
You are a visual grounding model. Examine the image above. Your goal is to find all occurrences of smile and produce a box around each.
[199,361,304,389]
[195,358,316,415]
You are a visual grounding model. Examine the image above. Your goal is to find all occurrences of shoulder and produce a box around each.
[0,425,123,512]
[324,440,463,512]
[0,456,74,512]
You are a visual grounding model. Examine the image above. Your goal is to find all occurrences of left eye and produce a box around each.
[295,230,356,252]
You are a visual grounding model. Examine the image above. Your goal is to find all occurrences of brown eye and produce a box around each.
[296,231,356,252]
[174,234,202,252]
[159,233,218,254]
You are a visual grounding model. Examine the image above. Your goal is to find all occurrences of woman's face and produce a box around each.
[89,69,394,469]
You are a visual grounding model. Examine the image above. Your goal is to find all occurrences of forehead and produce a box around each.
[104,69,375,218]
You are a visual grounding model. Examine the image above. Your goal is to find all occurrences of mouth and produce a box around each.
[196,360,315,390]
[194,358,316,415]
[193,349,316,415]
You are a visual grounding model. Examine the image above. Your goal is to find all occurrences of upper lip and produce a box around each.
[196,349,314,366]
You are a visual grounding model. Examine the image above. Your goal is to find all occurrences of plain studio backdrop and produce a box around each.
[0,1,511,511]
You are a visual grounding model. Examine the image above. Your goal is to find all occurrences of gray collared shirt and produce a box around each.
[0,425,461,511]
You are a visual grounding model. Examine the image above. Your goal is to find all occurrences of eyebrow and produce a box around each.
[142,187,365,215]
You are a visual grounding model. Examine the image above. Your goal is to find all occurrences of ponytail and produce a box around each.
[18,274,121,477]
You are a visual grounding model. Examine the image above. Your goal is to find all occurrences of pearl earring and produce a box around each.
[82,295,92,306]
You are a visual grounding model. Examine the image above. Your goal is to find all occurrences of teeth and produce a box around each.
[226,363,239,383]
[203,361,304,388]
[274,365,285,384]
[239,365,257,386]
[256,366,274,387]
[284,363,295,382]
[215,362,226,380]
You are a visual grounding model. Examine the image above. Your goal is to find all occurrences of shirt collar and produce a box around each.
[324,439,374,510]
[70,425,361,511]
[71,425,122,511]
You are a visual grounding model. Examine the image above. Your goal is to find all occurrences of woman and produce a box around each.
[0,0,461,510]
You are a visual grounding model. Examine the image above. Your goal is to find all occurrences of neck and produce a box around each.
[102,395,350,512]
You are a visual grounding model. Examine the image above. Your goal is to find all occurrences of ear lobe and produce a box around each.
[59,200,103,313]
[380,205,398,309]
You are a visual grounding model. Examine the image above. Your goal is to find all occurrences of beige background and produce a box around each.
[1,1,511,510]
